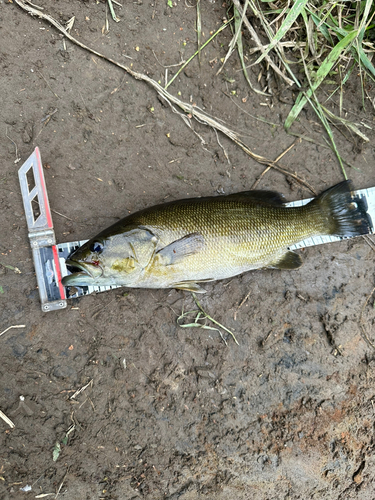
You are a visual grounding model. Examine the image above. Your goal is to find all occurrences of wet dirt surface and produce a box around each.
[2,1,375,498]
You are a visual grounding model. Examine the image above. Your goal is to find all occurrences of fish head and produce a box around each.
[62,227,158,287]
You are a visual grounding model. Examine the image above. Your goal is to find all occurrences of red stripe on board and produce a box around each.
[52,245,66,299]
[35,147,53,229]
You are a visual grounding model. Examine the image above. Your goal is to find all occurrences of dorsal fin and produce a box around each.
[225,190,286,206]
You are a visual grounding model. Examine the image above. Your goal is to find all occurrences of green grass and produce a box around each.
[226,0,375,176]
[165,18,233,90]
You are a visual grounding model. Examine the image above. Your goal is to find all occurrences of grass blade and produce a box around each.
[358,0,374,42]
[311,97,347,179]
[235,0,296,86]
[285,29,358,130]
[165,18,233,90]
[294,46,347,179]
[330,25,375,79]
[308,10,334,45]
[307,7,375,80]
[192,293,239,344]
[321,104,369,142]
[233,3,268,95]
[218,0,249,75]
[300,8,312,58]
[254,0,309,65]
[107,0,120,22]
[177,295,239,345]
[0,261,21,273]
[196,0,201,63]
[353,40,375,79]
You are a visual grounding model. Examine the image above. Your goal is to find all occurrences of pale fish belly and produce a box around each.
[138,230,302,288]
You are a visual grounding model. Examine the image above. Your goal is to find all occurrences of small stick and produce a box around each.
[251,166,271,189]
[274,139,299,163]
[55,469,69,499]
[36,70,60,99]
[152,50,185,68]
[70,379,93,400]
[36,108,58,139]
[5,127,21,164]
[51,209,72,221]
[110,74,128,95]
[0,325,26,337]
[152,0,157,20]
[261,330,273,347]
[251,139,304,190]
[363,235,375,252]
[25,0,43,9]
[234,290,251,320]
[0,409,15,428]
[41,108,58,124]
[213,128,230,164]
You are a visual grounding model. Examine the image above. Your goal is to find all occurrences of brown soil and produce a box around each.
[2,1,375,499]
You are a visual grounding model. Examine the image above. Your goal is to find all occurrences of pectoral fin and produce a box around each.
[268,251,303,270]
[157,233,205,266]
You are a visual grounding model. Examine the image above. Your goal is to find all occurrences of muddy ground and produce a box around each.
[1,1,375,499]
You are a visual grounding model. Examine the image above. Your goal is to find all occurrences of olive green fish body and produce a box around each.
[62,181,371,292]
[125,200,320,284]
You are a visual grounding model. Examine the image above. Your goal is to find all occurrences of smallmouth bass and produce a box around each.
[62,181,371,293]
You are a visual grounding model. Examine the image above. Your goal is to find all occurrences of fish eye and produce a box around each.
[90,241,104,253]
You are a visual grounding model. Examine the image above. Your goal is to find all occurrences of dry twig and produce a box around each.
[234,290,252,320]
[0,409,15,429]
[70,379,93,400]
[0,325,26,337]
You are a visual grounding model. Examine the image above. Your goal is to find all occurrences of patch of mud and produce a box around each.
[1,1,375,499]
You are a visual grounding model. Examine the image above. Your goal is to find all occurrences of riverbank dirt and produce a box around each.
[1,1,375,498]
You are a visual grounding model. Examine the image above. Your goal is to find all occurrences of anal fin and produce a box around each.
[268,251,303,270]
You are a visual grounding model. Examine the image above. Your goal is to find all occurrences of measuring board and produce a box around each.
[18,148,375,312]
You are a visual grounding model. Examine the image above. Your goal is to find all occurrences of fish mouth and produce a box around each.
[62,259,103,287]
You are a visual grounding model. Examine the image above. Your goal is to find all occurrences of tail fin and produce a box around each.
[310,180,372,237]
